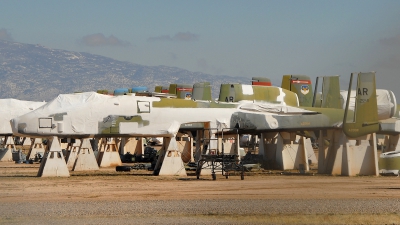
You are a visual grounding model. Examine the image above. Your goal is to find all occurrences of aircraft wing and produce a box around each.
[232,106,344,132]
[239,102,320,115]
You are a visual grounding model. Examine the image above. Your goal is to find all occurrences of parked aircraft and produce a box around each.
[0,99,46,135]
[11,72,383,140]
[281,74,397,133]
[0,99,46,161]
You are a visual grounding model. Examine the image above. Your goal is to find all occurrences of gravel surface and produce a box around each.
[3,199,400,216]
[1,163,400,224]
[2,199,400,224]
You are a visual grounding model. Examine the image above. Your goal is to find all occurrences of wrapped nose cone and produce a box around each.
[0,99,46,136]
[10,118,20,136]
[10,118,17,135]
[10,117,27,137]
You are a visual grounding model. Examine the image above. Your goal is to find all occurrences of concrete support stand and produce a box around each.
[259,132,313,171]
[97,138,122,167]
[318,130,379,176]
[65,139,81,169]
[259,132,278,168]
[177,132,194,163]
[27,138,45,160]
[206,134,220,155]
[194,130,204,162]
[37,137,70,177]
[0,148,12,162]
[0,136,15,162]
[383,134,400,153]
[120,137,144,155]
[154,137,186,176]
[72,139,99,171]
[220,133,240,156]
[22,137,33,148]
[276,132,309,171]
[0,136,16,162]
[194,130,212,176]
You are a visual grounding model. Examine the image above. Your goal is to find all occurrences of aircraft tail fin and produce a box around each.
[169,84,193,99]
[252,77,272,86]
[313,75,342,109]
[155,86,169,93]
[343,72,379,138]
[281,75,313,107]
[192,82,212,101]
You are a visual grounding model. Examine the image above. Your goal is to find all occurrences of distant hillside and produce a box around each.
[0,40,257,101]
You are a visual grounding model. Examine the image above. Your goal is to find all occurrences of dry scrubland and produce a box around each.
[1,162,400,224]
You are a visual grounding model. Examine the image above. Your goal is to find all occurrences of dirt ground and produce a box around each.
[1,162,400,202]
[1,162,400,224]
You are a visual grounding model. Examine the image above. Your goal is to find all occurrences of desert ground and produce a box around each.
[1,162,400,225]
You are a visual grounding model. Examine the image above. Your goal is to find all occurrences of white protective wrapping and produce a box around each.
[35,92,115,134]
[40,92,111,112]
[239,102,316,114]
[0,99,46,134]
[340,89,397,120]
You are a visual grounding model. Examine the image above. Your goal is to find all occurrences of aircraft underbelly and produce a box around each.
[119,121,180,137]
[232,112,337,131]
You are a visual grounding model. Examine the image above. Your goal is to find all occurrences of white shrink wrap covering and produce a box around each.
[340,89,397,120]
[0,99,46,134]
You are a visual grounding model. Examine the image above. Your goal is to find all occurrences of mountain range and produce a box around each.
[0,40,261,101]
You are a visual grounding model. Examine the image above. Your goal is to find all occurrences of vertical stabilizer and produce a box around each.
[320,75,342,109]
[155,86,169,93]
[169,84,193,99]
[154,86,162,93]
[192,82,212,101]
[343,72,379,138]
[252,77,272,86]
[281,75,313,107]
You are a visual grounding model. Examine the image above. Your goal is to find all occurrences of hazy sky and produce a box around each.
[1,0,400,97]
